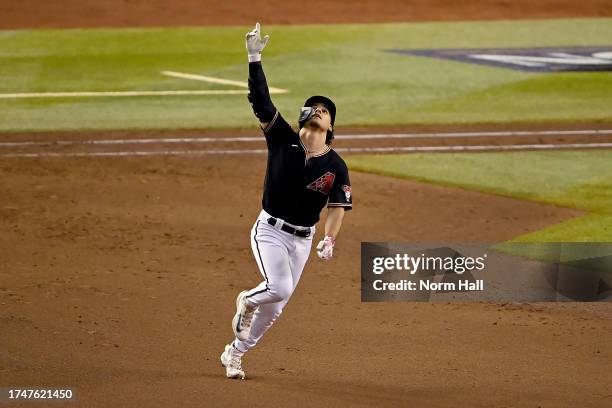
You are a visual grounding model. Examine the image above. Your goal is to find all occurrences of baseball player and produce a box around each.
[220,23,353,380]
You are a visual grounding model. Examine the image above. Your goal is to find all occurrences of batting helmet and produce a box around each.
[298,95,336,144]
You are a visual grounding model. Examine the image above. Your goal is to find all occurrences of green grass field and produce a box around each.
[1,19,611,242]
[346,150,612,242]
[0,18,611,132]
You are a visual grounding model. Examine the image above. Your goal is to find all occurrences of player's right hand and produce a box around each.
[316,236,335,261]
[246,22,270,63]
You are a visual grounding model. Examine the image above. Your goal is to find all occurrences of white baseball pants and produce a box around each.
[233,210,314,354]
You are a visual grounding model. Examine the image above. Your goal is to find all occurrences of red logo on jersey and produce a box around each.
[306,172,335,195]
[342,185,351,201]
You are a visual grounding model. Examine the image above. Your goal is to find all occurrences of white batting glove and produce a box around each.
[245,22,270,63]
[316,236,335,261]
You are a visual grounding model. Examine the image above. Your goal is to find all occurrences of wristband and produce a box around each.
[248,53,261,63]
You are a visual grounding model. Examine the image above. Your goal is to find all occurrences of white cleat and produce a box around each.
[232,290,256,341]
[220,343,245,380]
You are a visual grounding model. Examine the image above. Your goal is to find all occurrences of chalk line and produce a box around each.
[1,129,611,148]
[1,142,611,158]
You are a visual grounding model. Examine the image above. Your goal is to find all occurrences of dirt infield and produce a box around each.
[1,137,611,407]
[1,1,611,407]
[2,0,611,29]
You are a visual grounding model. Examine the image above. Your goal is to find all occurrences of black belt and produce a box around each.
[267,217,312,237]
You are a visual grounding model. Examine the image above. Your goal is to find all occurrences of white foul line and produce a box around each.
[0,149,268,158]
[0,72,288,99]
[335,129,612,139]
[161,71,251,88]
[335,142,612,153]
[1,129,611,148]
[0,90,248,99]
[161,71,288,94]
[1,142,611,158]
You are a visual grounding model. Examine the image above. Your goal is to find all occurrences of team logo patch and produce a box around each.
[306,172,335,195]
[342,185,351,201]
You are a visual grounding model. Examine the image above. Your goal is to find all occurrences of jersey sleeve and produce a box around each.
[247,62,276,123]
[262,111,296,147]
[328,160,352,210]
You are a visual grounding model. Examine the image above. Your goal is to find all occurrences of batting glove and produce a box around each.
[245,22,270,63]
[316,236,335,261]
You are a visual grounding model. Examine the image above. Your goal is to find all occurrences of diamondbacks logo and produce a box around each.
[342,185,351,201]
[306,172,335,195]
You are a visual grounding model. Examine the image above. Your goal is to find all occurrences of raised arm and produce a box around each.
[246,23,275,129]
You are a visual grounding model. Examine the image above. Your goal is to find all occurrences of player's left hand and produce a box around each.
[316,236,335,260]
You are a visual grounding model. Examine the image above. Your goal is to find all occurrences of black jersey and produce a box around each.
[260,111,352,227]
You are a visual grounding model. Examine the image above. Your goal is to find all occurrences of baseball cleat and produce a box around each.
[220,343,245,380]
[232,290,256,341]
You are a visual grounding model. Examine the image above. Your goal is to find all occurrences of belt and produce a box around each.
[267,217,312,238]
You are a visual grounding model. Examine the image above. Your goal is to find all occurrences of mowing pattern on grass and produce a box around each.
[346,150,612,241]
[0,19,611,132]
